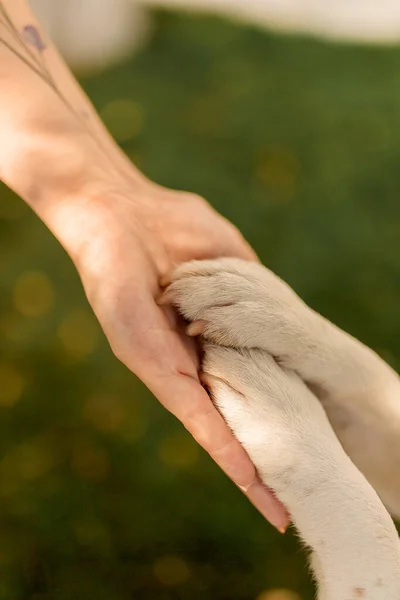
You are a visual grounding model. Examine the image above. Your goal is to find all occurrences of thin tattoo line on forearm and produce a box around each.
[0,3,130,181]
[0,8,45,75]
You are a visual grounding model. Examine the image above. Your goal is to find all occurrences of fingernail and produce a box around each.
[245,479,290,534]
[199,372,219,388]
[238,483,251,493]
[277,525,288,534]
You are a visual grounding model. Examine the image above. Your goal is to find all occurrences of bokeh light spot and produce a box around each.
[255,147,300,203]
[0,363,25,407]
[158,433,199,469]
[71,439,110,482]
[58,309,100,360]
[100,99,144,143]
[72,517,110,550]
[83,393,126,433]
[153,555,191,586]
[15,439,57,481]
[0,311,23,343]
[256,589,301,600]
[13,270,54,317]
[119,414,148,444]
[0,435,57,490]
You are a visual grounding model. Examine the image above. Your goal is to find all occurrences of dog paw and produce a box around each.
[197,342,339,496]
[161,258,340,491]
[161,258,316,370]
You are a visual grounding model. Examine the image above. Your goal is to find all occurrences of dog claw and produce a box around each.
[159,274,172,288]
[186,320,207,336]
[156,289,175,305]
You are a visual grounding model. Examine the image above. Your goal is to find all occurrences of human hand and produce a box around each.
[0,0,288,529]
[56,179,289,532]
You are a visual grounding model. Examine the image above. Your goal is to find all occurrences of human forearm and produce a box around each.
[0,0,148,242]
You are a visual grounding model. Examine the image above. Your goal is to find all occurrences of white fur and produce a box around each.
[167,258,400,600]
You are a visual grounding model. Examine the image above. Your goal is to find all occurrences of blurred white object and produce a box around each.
[141,0,400,44]
[30,0,400,71]
[30,0,150,70]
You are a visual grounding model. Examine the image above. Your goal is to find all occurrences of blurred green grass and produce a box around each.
[1,9,400,599]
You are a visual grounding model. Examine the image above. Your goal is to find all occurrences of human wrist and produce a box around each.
[2,118,145,205]
[1,124,153,257]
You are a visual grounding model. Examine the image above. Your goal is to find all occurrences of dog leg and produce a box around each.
[165,258,400,517]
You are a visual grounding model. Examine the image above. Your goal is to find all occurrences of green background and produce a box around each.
[1,10,400,599]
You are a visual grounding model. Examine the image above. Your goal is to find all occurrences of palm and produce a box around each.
[78,188,288,532]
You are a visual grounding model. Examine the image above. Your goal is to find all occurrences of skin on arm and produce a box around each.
[0,0,289,531]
